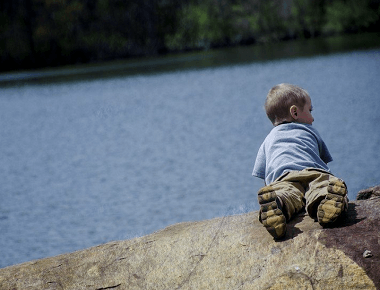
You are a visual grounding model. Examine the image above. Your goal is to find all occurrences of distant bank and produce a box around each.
[1,32,380,86]
[1,0,379,73]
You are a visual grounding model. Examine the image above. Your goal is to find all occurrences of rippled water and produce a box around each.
[1,46,380,268]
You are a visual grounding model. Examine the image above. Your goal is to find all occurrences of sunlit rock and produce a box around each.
[1,187,379,289]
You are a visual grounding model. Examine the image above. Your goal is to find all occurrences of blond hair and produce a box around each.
[265,83,309,126]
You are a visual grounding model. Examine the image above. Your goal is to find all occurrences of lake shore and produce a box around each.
[1,32,380,86]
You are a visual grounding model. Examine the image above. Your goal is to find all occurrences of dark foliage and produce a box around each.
[1,0,379,72]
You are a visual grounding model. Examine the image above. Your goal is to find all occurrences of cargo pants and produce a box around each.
[265,168,348,221]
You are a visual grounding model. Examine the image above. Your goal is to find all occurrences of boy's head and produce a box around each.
[265,83,314,126]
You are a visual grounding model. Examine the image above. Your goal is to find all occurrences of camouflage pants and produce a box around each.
[265,168,348,220]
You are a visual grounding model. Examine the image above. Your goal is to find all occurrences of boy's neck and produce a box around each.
[275,121,311,127]
[276,121,292,126]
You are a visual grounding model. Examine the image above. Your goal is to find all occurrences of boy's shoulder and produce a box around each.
[270,122,315,134]
[266,122,322,142]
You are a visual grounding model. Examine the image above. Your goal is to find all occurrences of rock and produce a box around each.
[363,250,373,258]
[0,196,379,289]
[357,185,380,200]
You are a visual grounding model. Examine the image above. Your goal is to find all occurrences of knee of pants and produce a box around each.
[270,181,305,219]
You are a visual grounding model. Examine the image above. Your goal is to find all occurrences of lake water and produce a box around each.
[1,34,380,268]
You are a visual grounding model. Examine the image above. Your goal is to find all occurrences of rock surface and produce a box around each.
[0,191,379,290]
[357,185,380,200]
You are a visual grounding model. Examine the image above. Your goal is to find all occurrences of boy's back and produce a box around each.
[252,122,332,185]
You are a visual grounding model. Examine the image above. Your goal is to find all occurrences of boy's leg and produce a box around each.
[271,179,306,219]
[257,177,305,239]
[304,169,348,225]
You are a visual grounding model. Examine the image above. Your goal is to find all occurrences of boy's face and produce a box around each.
[296,96,314,124]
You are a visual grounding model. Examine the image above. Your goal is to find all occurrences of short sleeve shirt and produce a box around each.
[252,123,333,185]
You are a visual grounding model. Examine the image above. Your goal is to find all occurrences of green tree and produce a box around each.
[324,0,380,33]
[1,0,380,72]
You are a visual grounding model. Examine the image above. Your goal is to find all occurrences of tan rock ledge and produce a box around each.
[0,193,379,289]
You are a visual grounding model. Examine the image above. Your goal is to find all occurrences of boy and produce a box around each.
[252,83,348,239]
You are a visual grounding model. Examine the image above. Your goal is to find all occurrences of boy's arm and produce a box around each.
[319,140,333,164]
[308,124,333,164]
[252,144,266,180]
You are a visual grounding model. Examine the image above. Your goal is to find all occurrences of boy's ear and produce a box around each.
[290,105,298,119]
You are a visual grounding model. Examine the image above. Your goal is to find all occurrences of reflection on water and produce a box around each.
[1,33,380,85]
[0,34,379,269]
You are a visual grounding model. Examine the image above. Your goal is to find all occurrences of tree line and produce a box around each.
[1,0,379,72]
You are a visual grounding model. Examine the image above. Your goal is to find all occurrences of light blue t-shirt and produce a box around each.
[252,123,333,185]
